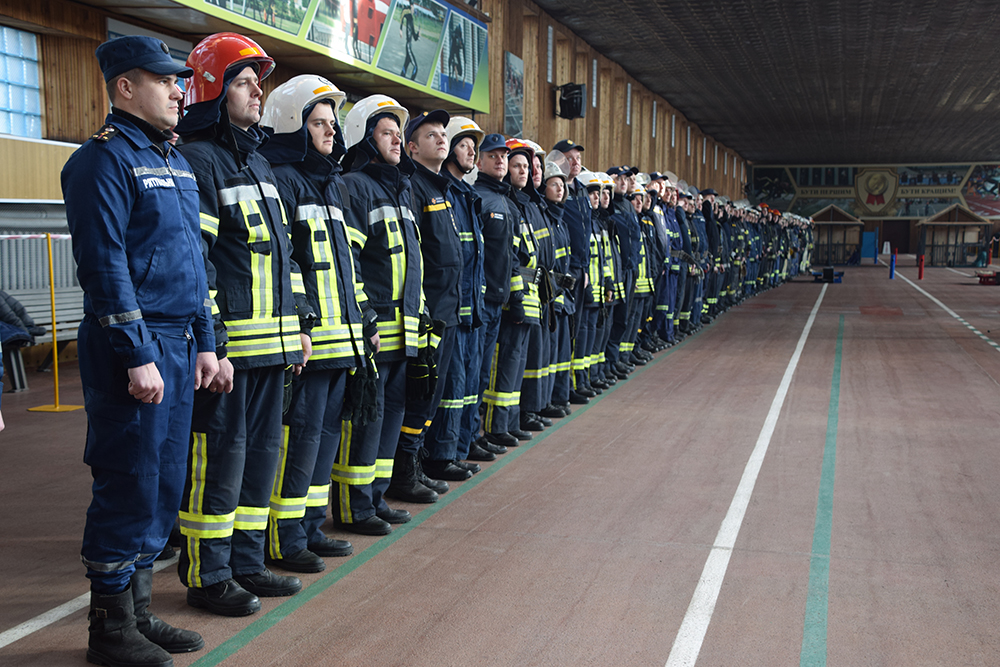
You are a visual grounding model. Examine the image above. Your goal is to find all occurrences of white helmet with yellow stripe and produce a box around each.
[343,94,409,150]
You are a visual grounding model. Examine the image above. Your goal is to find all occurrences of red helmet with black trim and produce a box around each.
[184,32,275,107]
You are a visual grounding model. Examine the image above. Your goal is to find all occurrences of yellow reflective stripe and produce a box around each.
[306,484,330,508]
[185,433,210,528]
[483,389,520,406]
[522,367,550,379]
[200,212,220,236]
[178,510,235,539]
[234,505,269,531]
[459,231,475,241]
[347,225,367,248]
[439,398,464,409]
[373,457,394,479]
[400,425,423,435]
[423,202,450,212]
[268,495,307,519]
[331,462,376,485]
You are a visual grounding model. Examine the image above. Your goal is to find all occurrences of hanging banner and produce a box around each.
[172,0,489,111]
[749,163,1000,219]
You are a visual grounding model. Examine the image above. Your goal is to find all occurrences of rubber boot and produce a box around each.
[87,585,172,667]
[131,568,204,654]
[385,450,438,503]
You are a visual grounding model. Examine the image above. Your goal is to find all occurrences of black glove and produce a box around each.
[342,337,379,425]
[406,314,442,401]
[555,272,577,291]
[281,365,295,415]
[505,296,526,323]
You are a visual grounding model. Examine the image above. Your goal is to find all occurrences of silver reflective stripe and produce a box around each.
[179,516,235,533]
[81,554,137,572]
[295,203,326,222]
[218,181,280,207]
[204,298,213,308]
[132,166,196,181]
[99,309,142,327]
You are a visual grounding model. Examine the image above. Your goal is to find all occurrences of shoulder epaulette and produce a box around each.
[91,124,119,142]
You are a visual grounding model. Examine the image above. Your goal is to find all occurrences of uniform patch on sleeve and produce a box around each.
[91,124,119,142]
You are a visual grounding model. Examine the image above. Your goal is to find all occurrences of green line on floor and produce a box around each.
[189,331,692,666]
[800,314,844,667]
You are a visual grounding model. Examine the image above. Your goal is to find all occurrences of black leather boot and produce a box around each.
[87,585,172,667]
[132,568,204,654]
[385,450,439,503]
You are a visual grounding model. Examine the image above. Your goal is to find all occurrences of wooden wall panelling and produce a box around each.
[595,64,613,172]
[522,13,539,141]
[552,28,573,147]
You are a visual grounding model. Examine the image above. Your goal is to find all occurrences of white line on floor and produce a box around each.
[886,262,1000,350]
[946,268,973,277]
[664,284,828,667]
[0,556,177,649]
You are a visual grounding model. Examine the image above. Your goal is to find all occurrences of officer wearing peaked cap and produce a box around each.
[63,34,215,665]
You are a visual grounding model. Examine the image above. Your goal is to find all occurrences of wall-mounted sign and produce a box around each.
[174,0,489,111]
[749,163,1000,219]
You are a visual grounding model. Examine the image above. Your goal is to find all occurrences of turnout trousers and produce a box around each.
[396,326,457,456]
[268,368,348,559]
[519,309,550,414]
[483,316,530,434]
[455,324,483,460]
[179,365,285,588]
[550,312,572,404]
[79,318,196,594]
[606,271,635,363]
[426,325,474,462]
[653,269,677,341]
[332,358,407,522]
[469,301,504,439]
[573,306,598,390]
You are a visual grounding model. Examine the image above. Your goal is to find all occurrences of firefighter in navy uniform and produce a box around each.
[336,94,426,535]
[393,109,468,487]
[509,139,552,433]
[175,33,308,617]
[431,117,494,463]
[63,35,216,666]
[481,139,540,443]
[471,135,518,449]
[258,75,372,573]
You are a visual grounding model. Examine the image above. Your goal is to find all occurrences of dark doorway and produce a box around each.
[881,219,911,253]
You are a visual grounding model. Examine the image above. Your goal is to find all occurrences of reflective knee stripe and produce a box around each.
[269,494,307,520]
[438,397,464,410]
[400,424,423,435]
[234,505,269,531]
[305,484,330,508]
[179,510,236,539]
[81,555,137,573]
[331,461,376,485]
[483,389,520,407]
[374,457,394,479]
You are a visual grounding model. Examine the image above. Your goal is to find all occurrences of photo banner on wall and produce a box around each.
[173,0,489,111]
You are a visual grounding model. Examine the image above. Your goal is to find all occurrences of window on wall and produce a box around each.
[591,58,597,108]
[671,115,676,148]
[546,25,553,84]
[0,26,42,139]
[686,126,691,156]
[702,137,706,164]
[652,101,657,138]
[626,83,631,126]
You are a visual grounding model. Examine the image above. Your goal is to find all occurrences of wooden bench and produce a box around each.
[1,286,84,392]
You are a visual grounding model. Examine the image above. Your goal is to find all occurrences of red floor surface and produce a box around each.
[2,259,999,666]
